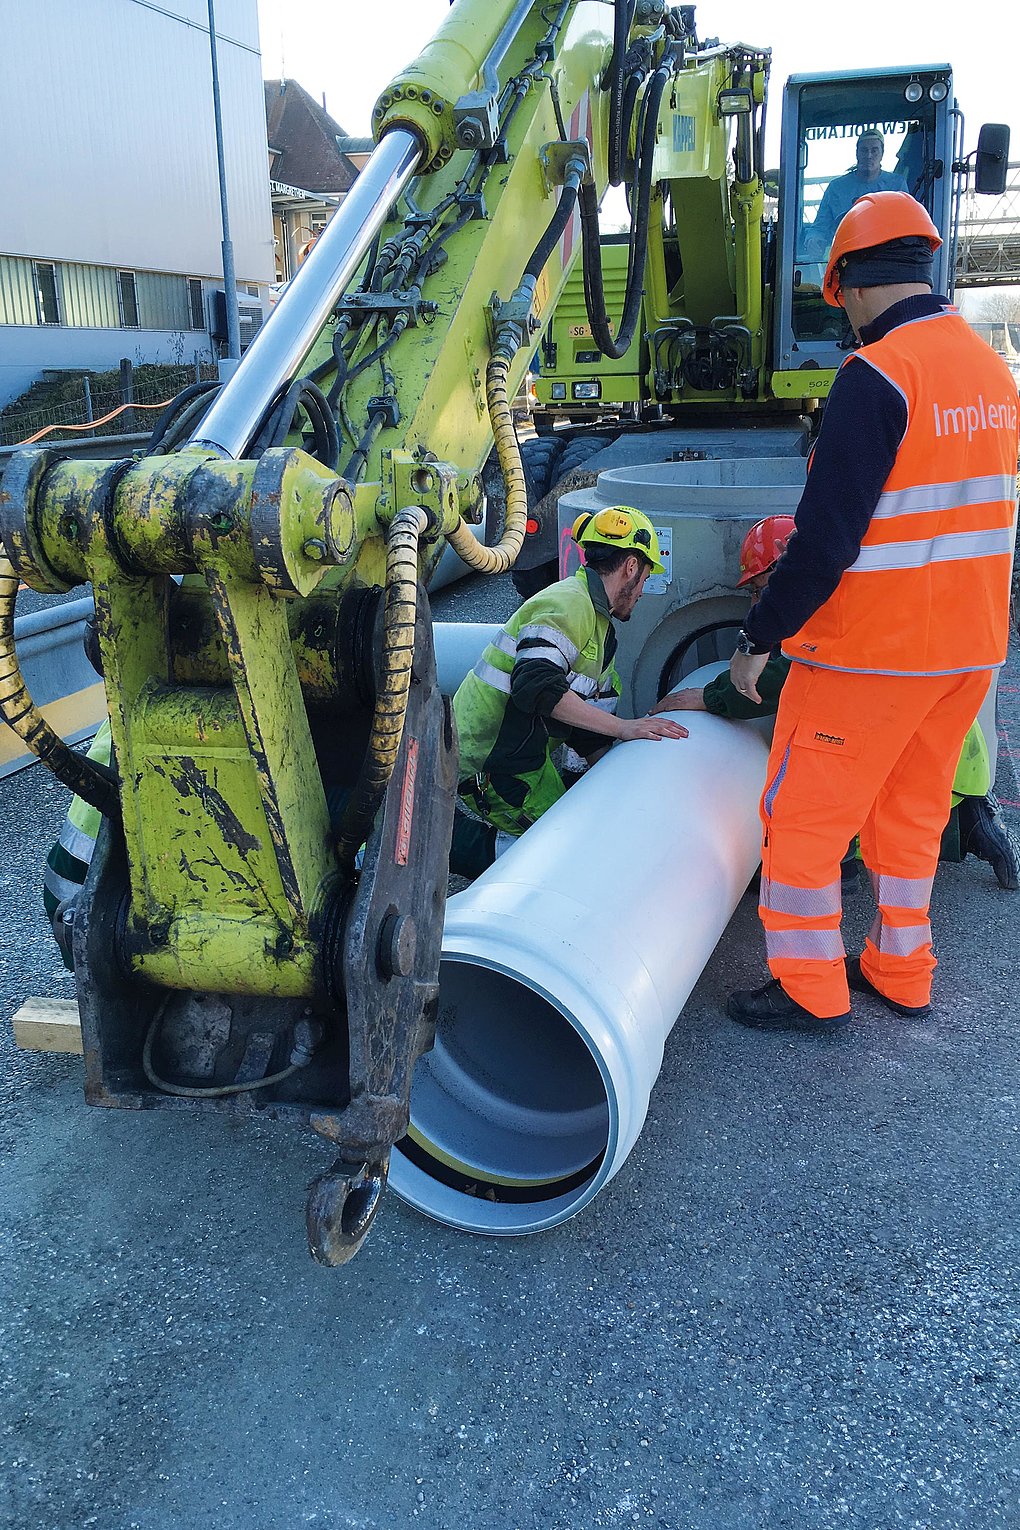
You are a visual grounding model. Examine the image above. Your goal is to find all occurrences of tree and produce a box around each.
[975,290,1020,354]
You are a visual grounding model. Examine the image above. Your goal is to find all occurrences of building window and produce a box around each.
[34,262,61,325]
[187,278,205,330]
[118,270,139,328]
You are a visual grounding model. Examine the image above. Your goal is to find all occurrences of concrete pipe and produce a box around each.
[389,663,771,1235]
[432,622,500,695]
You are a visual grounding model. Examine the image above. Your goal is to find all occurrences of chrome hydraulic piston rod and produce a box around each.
[190,127,425,460]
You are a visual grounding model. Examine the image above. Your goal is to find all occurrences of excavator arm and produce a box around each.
[0,0,695,1263]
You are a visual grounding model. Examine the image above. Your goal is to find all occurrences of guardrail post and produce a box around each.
[119,359,134,432]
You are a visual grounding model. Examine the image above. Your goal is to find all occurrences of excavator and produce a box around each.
[0,1,1008,1264]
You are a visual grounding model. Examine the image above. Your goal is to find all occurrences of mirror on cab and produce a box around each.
[974,123,1010,196]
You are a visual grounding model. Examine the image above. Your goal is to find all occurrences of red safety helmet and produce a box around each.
[737,514,796,586]
[823,191,941,307]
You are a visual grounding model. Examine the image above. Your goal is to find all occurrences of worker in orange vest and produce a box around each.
[725,192,1019,1032]
[653,514,1020,890]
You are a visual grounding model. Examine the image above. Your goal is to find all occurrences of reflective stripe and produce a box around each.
[872,473,1017,521]
[44,867,82,904]
[763,743,791,819]
[760,876,842,917]
[868,915,931,957]
[517,644,569,670]
[568,673,599,698]
[765,928,846,961]
[847,525,1016,573]
[58,819,99,862]
[590,696,619,712]
[518,624,580,666]
[867,869,934,910]
[490,630,517,658]
[472,658,512,694]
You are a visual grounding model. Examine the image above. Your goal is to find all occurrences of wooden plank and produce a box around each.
[12,996,83,1055]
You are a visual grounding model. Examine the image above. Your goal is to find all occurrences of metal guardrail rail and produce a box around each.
[0,432,150,468]
[1,596,105,779]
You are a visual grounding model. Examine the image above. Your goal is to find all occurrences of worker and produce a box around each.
[43,719,112,968]
[721,191,1019,1032]
[807,130,910,254]
[449,506,688,877]
[652,514,1020,891]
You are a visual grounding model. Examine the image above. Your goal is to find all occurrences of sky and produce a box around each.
[254,0,1019,311]
[255,0,1020,149]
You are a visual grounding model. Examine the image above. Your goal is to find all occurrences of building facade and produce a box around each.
[0,0,275,406]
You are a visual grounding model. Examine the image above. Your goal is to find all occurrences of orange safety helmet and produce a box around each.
[823,191,942,307]
[737,514,796,586]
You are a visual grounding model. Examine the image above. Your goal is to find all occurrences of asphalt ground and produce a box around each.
[1,576,1018,1530]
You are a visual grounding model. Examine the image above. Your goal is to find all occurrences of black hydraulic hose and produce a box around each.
[146,381,221,454]
[581,49,677,360]
[249,377,340,471]
[157,388,226,454]
[607,0,637,186]
[342,406,389,483]
[618,67,642,182]
[524,173,582,282]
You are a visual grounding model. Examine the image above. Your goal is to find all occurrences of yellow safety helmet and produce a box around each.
[571,504,665,576]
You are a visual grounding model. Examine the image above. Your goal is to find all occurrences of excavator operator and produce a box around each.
[720,192,1019,1033]
[652,514,1020,891]
[448,506,688,878]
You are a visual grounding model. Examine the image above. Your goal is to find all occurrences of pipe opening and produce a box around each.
[392,956,612,1231]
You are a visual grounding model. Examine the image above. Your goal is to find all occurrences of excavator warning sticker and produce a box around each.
[645,528,671,595]
[395,738,418,866]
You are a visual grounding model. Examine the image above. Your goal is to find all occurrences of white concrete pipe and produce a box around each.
[432,622,500,696]
[389,662,772,1235]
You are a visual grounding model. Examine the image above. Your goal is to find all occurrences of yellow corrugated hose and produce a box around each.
[446,352,528,575]
[336,505,427,864]
[0,550,117,815]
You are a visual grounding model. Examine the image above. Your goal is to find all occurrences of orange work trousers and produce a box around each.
[759,663,992,1018]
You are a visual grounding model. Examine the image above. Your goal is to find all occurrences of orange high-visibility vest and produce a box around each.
[786,308,1019,676]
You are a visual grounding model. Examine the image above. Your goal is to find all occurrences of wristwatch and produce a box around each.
[735,628,769,657]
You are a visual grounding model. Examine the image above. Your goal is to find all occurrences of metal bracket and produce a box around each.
[454,89,500,151]
[381,450,461,537]
[540,139,592,195]
[335,288,439,327]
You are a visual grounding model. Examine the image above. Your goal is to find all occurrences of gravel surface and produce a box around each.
[1,590,1017,1530]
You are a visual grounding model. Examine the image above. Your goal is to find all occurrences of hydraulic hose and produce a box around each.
[581,46,679,360]
[336,505,427,865]
[446,349,528,576]
[607,0,637,186]
[0,550,119,816]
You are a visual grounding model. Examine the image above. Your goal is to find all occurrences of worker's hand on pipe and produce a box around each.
[729,649,769,704]
[616,715,689,742]
[649,687,707,715]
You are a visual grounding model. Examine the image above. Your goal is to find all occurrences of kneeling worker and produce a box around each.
[450,506,688,877]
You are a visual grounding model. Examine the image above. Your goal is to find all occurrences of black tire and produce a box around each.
[520,434,566,503]
[510,434,619,599]
[555,432,613,481]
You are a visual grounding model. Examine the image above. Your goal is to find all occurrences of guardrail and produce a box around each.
[1,597,105,779]
[0,432,150,469]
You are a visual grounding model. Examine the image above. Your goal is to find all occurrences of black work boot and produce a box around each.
[958,793,1020,891]
[727,979,850,1033]
[845,956,931,1019]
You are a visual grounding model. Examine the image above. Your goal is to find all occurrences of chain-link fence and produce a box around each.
[0,363,220,448]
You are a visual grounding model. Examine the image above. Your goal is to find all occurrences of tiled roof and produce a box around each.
[263,79,360,195]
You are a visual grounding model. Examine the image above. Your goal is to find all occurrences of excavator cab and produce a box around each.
[773,66,956,386]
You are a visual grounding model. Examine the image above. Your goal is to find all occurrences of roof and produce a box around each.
[263,79,361,195]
